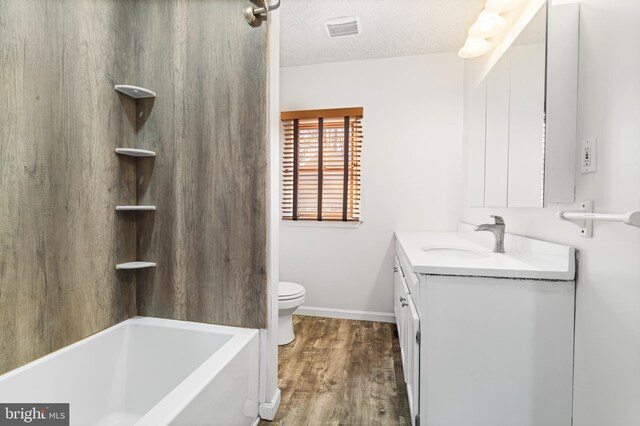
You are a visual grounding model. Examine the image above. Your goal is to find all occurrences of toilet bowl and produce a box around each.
[278,281,306,345]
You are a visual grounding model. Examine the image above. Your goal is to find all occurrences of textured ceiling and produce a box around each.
[280,0,488,67]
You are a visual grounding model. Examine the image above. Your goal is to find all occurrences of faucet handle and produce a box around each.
[490,215,505,225]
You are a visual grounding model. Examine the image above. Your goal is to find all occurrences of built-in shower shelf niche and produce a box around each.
[115,148,156,157]
[114,85,156,99]
[116,206,156,211]
[116,262,156,270]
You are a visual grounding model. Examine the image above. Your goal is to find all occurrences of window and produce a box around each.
[281,107,363,222]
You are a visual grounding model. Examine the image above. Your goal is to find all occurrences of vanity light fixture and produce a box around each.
[485,0,528,13]
[468,10,508,38]
[459,0,530,58]
[458,37,493,59]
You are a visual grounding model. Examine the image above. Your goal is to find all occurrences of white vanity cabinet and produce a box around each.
[394,229,576,426]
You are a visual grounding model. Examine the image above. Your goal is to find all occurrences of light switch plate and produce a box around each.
[581,138,597,173]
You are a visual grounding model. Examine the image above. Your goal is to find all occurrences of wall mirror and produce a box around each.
[466,2,580,208]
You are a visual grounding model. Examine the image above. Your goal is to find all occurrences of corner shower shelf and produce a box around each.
[115,148,156,157]
[116,205,157,211]
[116,261,156,270]
[114,85,156,99]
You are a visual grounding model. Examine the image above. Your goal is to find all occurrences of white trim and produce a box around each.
[281,220,363,229]
[296,306,396,323]
[259,388,281,421]
[258,328,268,403]
[261,4,281,411]
[250,417,260,426]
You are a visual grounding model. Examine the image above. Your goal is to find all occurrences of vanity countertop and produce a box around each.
[395,224,575,280]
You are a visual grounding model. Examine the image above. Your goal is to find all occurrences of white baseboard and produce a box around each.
[259,388,281,421]
[296,306,396,323]
[251,417,260,426]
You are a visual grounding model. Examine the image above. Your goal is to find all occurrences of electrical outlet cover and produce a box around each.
[581,138,597,173]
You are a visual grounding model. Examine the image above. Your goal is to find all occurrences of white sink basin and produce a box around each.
[395,224,576,280]
[420,246,489,259]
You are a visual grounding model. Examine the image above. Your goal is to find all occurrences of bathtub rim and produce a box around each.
[135,317,259,425]
[0,316,260,425]
[0,316,257,381]
[0,316,132,384]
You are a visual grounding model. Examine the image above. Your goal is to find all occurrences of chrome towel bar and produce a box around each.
[558,200,640,237]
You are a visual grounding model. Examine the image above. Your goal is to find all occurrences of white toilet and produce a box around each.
[278,281,306,345]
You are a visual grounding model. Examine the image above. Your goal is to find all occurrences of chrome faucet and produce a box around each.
[475,215,506,253]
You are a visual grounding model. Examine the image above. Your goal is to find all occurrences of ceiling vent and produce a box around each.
[325,16,361,39]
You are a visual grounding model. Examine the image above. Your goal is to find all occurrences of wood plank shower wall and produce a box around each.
[0,0,268,374]
[134,0,268,329]
[0,0,138,374]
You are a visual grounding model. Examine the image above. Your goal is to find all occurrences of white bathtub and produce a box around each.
[0,317,260,426]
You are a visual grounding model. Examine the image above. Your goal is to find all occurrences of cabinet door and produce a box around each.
[394,258,402,332]
[407,296,420,426]
[400,276,411,380]
[508,43,545,207]
[484,51,511,207]
[467,79,487,207]
[545,3,579,204]
[394,258,407,382]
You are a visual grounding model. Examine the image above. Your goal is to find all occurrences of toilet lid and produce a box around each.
[279,281,305,300]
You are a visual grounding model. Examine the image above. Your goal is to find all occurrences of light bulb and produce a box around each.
[484,0,528,13]
[458,37,493,59]
[468,10,508,38]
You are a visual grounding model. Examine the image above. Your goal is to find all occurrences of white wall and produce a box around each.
[461,1,640,424]
[280,54,464,315]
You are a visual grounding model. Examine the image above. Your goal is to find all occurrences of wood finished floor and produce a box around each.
[261,315,411,426]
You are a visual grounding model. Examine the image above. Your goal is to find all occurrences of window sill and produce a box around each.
[281,220,363,229]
